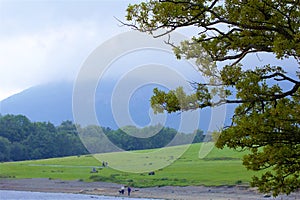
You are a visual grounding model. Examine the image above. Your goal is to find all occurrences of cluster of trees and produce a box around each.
[0,114,206,162]
[0,115,87,161]
[101,125,205,151]
[124,0,300,196]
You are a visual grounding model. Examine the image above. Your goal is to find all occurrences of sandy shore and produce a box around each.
[0,178,299,200]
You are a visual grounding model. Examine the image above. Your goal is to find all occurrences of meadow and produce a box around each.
[0,143,259,188]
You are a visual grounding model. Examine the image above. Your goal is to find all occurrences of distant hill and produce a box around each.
[0,81,234,132]
[1,82,73,125]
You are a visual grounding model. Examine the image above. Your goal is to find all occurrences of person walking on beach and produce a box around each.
[119,186,125,194]
[127,186,131,196]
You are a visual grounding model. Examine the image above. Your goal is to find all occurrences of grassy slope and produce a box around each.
[0,143,258,187]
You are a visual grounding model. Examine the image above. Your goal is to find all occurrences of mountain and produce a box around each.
[0,81,234,133]
[1,82,73,125]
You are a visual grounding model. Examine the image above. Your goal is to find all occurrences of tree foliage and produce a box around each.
[77,124,204,153]
[0,115,88,161]
[104,125,204,151]
[125,0,300,196]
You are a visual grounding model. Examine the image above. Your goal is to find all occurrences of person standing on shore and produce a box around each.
[119,186,125,194]
[127,186,131,196]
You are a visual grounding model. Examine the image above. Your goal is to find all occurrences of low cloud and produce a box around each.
[0,20,125,101]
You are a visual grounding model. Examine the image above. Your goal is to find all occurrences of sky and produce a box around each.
[0,0,145,101]
[1,0,298,136]
[0,0,298,102]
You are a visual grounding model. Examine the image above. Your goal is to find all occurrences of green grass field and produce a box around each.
[0,143,259,187]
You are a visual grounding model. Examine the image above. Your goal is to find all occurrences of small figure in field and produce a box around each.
[102,161,108,167]
[127,186,131,196]
[90,167,98,173]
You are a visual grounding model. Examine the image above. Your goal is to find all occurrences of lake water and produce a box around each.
[0,190,162,200]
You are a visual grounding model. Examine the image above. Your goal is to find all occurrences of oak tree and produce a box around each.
[125,0,300,196]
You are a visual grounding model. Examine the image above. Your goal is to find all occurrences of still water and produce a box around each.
[0,190,161,200]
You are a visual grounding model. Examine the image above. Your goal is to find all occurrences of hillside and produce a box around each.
[0,82,73,125]
[0,143,255,187]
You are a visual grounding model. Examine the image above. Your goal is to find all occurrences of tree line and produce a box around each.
[0,114,206,162]
[0,114,87,161]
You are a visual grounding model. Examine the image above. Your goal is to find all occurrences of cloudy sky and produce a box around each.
[1,0,298,102]
[0,0,146,101]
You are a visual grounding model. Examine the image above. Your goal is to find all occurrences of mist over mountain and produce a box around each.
[0,81,233,133]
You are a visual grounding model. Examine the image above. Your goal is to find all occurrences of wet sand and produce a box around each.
[0,178,299,200]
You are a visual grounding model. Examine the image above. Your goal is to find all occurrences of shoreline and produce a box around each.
[0,178,299,200]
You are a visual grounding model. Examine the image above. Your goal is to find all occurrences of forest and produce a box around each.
[0,114,206,162]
